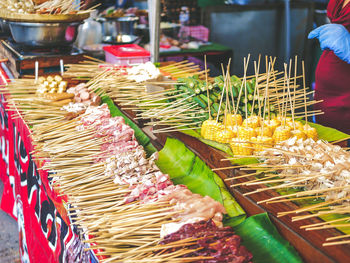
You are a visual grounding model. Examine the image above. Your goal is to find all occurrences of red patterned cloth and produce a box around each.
[314,0,350,134]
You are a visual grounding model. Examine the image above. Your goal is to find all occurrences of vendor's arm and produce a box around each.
[308,23,350,64]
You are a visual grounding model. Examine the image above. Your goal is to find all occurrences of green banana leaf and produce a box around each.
[181,129,258,165]
[299,120,350,142]
[181,129,234,155]
[101,95,157,156]
[319,214,350,235]
[98,99,302,261]
[232,213,303,263]
[156,137,246,226]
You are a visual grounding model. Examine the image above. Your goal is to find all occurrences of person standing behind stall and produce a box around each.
[308,0,350,134]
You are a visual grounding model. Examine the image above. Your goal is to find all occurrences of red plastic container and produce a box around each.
[103,44,150,65]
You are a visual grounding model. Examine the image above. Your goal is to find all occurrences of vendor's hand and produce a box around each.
[308,24,350,64]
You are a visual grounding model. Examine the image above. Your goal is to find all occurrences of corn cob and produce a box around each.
[273,126,292,144]
[227,125,239,138]
[286,120,304,130]
[294,121,304,130]
[303,124,318,141]
[224,114,243,126]
[201,120,223,140]
[215,128,235,143]
[275,116,292,123]
[291,129,307,140]
[263,119,280,133]
[201,120,212,137]
[230,138,253,156]
[252,136,274,152]
[242,116,261,129]
[255,126,273,137]
[238,126,257,140]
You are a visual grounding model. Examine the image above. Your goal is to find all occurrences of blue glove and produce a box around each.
[308,24,350,64]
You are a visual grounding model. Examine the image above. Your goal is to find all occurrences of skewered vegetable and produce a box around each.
[215,128,235,143]
[201,120,223,141]
[272,126,292,144]
[230,139,254,156]
[173,75,277,122]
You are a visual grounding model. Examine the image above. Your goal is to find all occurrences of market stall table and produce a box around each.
[2,59,350,263]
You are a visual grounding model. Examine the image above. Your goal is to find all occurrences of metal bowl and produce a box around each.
[117,16,139,36]
[96,16,139,38]
[102,34,139,45]
[8,21,81,47]
[135,23,180,43]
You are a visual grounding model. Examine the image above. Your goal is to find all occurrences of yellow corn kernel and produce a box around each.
[291,129,307,140]
[230,138,253,156]
[224,114,243,126]
[237,126,257,140]
[304,125,318,141]
[263,119,280,133]
[273,126,292,144]
[201,120,214,137]
[254,126,273,137]
[252,136,274,152]
[227,125,239,138]
[201,120,222,140]
[286,120,304,131]
[294,121,304,130]
[242,115,261,129]
[215,128,235,143]
[275,116,292,123]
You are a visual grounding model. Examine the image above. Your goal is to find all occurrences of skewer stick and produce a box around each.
[244,57,249,123]
[326,234,350,241]
[323,240,350,246]
[279,196,348,218]
[216,66,227,123]
[265,56,271,121]
[269,56,280,114]
[221,64,228,126]
[301,60,307,125]
[244,172,334,196]
[221,61,232,127]
[226,59,232,115]
[302,217,350,230]
[251,55,261,117]
[330,136,350,144]
[83,55,106,64]
[234,55,250,118]
[227,67,236,116]
[261,62,271,136]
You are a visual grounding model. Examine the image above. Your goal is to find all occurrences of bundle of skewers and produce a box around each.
[1,76,253,262]
[64,59,207,82]
[158,60,209,80]
[226,135,350,246]
[0,0,90,15]
[208,58,350,246]
[201,57,321,156]
[114,56,320,138]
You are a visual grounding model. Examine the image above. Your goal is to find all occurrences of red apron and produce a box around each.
[314,0,350,134]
